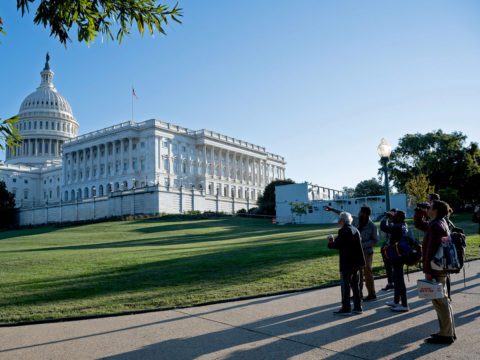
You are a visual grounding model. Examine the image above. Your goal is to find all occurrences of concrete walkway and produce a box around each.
[1,261,479,360]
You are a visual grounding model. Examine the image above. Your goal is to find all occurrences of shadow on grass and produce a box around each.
[0,236,340,312]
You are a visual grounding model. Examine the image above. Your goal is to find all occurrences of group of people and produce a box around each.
[325,193,457,345]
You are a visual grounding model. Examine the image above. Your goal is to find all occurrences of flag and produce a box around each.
[132,87,138,99]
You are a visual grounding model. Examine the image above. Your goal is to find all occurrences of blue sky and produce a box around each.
[1,0,480,190]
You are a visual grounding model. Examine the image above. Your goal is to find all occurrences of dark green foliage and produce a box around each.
[0,180,16,228]
[257,179,295,215]
[389,130,480,207]
[354,178,384,197]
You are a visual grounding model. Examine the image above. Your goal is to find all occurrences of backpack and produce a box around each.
[430,225,466,274]
[382,230,422,266]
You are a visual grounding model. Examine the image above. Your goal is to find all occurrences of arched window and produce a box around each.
[64,190,69,201]
[99,185,104,196]
[114,182,120,191]
[71,189,75,201]
[107,183,112,193]
[77,188,82,200]
[123,180,128,189]
[56,186,60,198]
[84,187,89,198]
[91,186,96,197]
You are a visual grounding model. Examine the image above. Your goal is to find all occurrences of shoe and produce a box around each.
[385,301,398,307]
[391,305,410,312]
[333,308,352,316]
[425,336,455,345]
[363,295,377,302]
[382,284,394,291]
[352,308,363,315]
[431,333,457,340]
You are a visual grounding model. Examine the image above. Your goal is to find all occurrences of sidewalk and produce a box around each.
[1,261,479,360]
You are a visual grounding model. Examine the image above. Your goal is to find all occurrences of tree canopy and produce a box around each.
[389,130,480,207]
[10,0,182,46]
[257,179,295,216]
[353,178,384,198]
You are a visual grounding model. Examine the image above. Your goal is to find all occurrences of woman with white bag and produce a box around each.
[415,200,456,345]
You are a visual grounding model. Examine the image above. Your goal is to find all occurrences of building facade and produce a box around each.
[0,55,286,225]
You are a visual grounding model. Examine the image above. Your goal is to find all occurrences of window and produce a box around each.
[49,178,52,183]
[13,178,17,183]
[140,159,145,171]
[34,121,37,129]
[39,121,43,129]
[162,140,168,148]
[123,161,127,171]
[132,159,137,170]
[141,142,145,148]
[182,162,187,174]
[49,190,52,199]
[24,190,28,199]
[45,122,48,129]
[163,157,169,171]
[24,179,28,184]
[132,143,137,150]
[182,146,186,152]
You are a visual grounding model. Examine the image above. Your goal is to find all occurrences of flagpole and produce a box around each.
[131,86,134,122]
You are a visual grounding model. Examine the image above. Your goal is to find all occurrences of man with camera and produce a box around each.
[327,212,366,316]
[324,205,378,301]
[380,210,409,312]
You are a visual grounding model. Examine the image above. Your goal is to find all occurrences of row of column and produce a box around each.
[5,138,64,159]
[65,137,140,184]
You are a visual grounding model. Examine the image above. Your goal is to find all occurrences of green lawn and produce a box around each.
[0,214,478,324]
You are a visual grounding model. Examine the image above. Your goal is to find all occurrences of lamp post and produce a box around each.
[377,138,392,211]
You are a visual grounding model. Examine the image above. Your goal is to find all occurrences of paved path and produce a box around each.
[1,261,479,360]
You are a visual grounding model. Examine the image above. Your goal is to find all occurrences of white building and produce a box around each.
[275,183,411,224]
[0,55,286,225]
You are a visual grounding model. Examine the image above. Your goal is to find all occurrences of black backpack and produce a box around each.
[399,231,422,266]
[449,226,466,273]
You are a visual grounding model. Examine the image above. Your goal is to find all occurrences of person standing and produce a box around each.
[415,200,456,345]
[472,205,480,235]
[328,212,366,316]
[380,210,409,312]
[324,206,378,300]
[380,208,398,292]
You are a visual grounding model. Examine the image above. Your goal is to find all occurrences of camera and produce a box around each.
[384,211,395,218]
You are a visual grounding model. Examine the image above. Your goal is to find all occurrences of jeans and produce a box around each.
[340,268,362,311]
[393,263,407,306]
[360,253,376,297]
[383,253,394,285]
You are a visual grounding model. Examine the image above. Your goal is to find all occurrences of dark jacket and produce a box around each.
[328,223,366,271]
[380,218,407,245]
[414,211,449,275]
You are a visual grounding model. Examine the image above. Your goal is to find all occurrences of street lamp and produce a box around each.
[377,138,392,211]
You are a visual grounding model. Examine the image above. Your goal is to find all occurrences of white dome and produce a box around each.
[5,53,79,166]
[19,87,73,116]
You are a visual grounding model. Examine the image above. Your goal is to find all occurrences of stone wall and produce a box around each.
[17,186,254,226]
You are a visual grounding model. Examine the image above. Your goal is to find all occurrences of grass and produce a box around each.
[0,214,478,324]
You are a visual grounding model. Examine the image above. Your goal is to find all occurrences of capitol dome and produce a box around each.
[5,53,79,166]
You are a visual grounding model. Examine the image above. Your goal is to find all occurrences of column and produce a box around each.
[210,146,214,178]
[113,140,118,176]
[105,142,109,179]
[129,138,133,174]
[226,151,230,181]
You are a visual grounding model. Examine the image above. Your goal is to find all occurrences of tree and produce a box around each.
[7,1,182,46]
[0,116,21,153]
[257,179,295,216]
[389,130,480,206]
[405,174,435,207]
[341,186,355,198]
[353,178,384,197]
[0,180,16,228]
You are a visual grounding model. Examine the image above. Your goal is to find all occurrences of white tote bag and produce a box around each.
[417,279,444,300]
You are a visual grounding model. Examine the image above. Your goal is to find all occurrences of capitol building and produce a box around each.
[0,55,286,225]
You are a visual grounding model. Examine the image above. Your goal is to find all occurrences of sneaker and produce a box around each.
[385,301,398,307]
[352,308,363,315]
[425,336,455,345]
[382,284,394,291]
[363,295,377,302]
[333,308,352,316]
[391,305,410,312]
